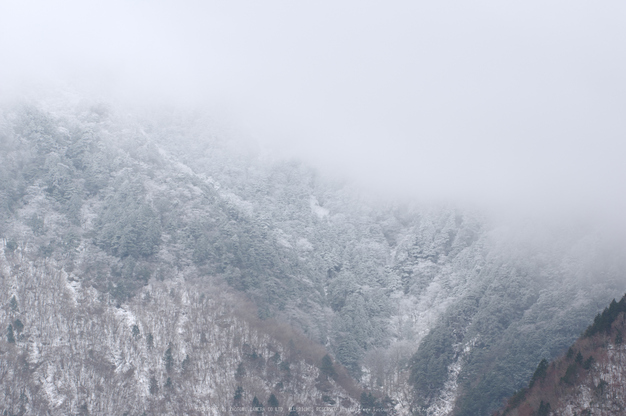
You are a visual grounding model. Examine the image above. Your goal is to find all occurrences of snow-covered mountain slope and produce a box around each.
[1,97,625,415]
[0,250,359,415]
[495,295,626,416]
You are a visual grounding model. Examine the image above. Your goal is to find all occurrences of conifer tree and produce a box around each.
[279,361,290,375]
[268,393,279,408]
[360,391,377,415]
[181,354,190,373]
[7,324,15,344]
[164,345,174,372]
[13,319,24,334]
[537,400,551,416]
[236,362,246,378]
[5,240,17,253]
[575,351,583,365]
[251,396,263,415]
[319,354,336,379]
[529,359,548,387]
[149,376,158,395]
[233,386,244,402]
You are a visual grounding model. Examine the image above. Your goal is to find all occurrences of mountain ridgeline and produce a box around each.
[0,99,625,415]
[496,294,626,416]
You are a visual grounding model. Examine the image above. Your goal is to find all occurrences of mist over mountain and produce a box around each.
[1,2,626,415]
[0,99,624,415]
[2,1,626,212]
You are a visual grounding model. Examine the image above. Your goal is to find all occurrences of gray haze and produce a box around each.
[1,0,625,219]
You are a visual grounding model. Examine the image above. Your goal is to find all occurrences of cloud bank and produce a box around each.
[1,0,625,218]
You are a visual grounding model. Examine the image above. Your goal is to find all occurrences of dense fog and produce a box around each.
[1,0,625,218]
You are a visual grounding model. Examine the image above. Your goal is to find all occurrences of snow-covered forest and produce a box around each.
[496,295,626,416]
[1,99,625,415]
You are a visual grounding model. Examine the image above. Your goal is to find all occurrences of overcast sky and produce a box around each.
[1,0,625,218]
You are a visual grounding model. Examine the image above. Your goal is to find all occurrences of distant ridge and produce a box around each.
[495,294,626,416]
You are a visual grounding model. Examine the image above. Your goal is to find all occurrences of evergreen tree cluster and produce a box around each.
[584,295,626,338]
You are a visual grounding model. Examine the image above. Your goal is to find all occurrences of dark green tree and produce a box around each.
[149,376,158,395]
[164,345,174,372]
[616,330,623,345]
[335,335,363,378]
[561,364,578,385]
[529,359,548,387]
[5,240,17,252]
[319,354,336,379]
[13,319,24,334]
[233,386,244,402]
[131,324,140,338]
[7,324,15,344]
[182,354,190,373]
[537,400,551,416]
[322,395,336,404]
[251,396,263,415]
[575,351,583,365]
[380,395,397,416]
[146,333,154,349]
[584,297,626,338]
[9,295,18,311]
[236,362,246,378]
[267,393,279,408]
[360,392,377,416]
[596,379,608,397]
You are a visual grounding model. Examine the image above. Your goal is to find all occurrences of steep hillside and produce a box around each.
[1,97,625,415]
[0,248,361,415]
[495,295,626,416]
[407,224,626,416]
[144,104,626,415]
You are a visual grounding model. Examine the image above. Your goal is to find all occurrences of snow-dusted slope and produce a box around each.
[496,298,626,416]
[1,97,625,415]
[0,250,358,415]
